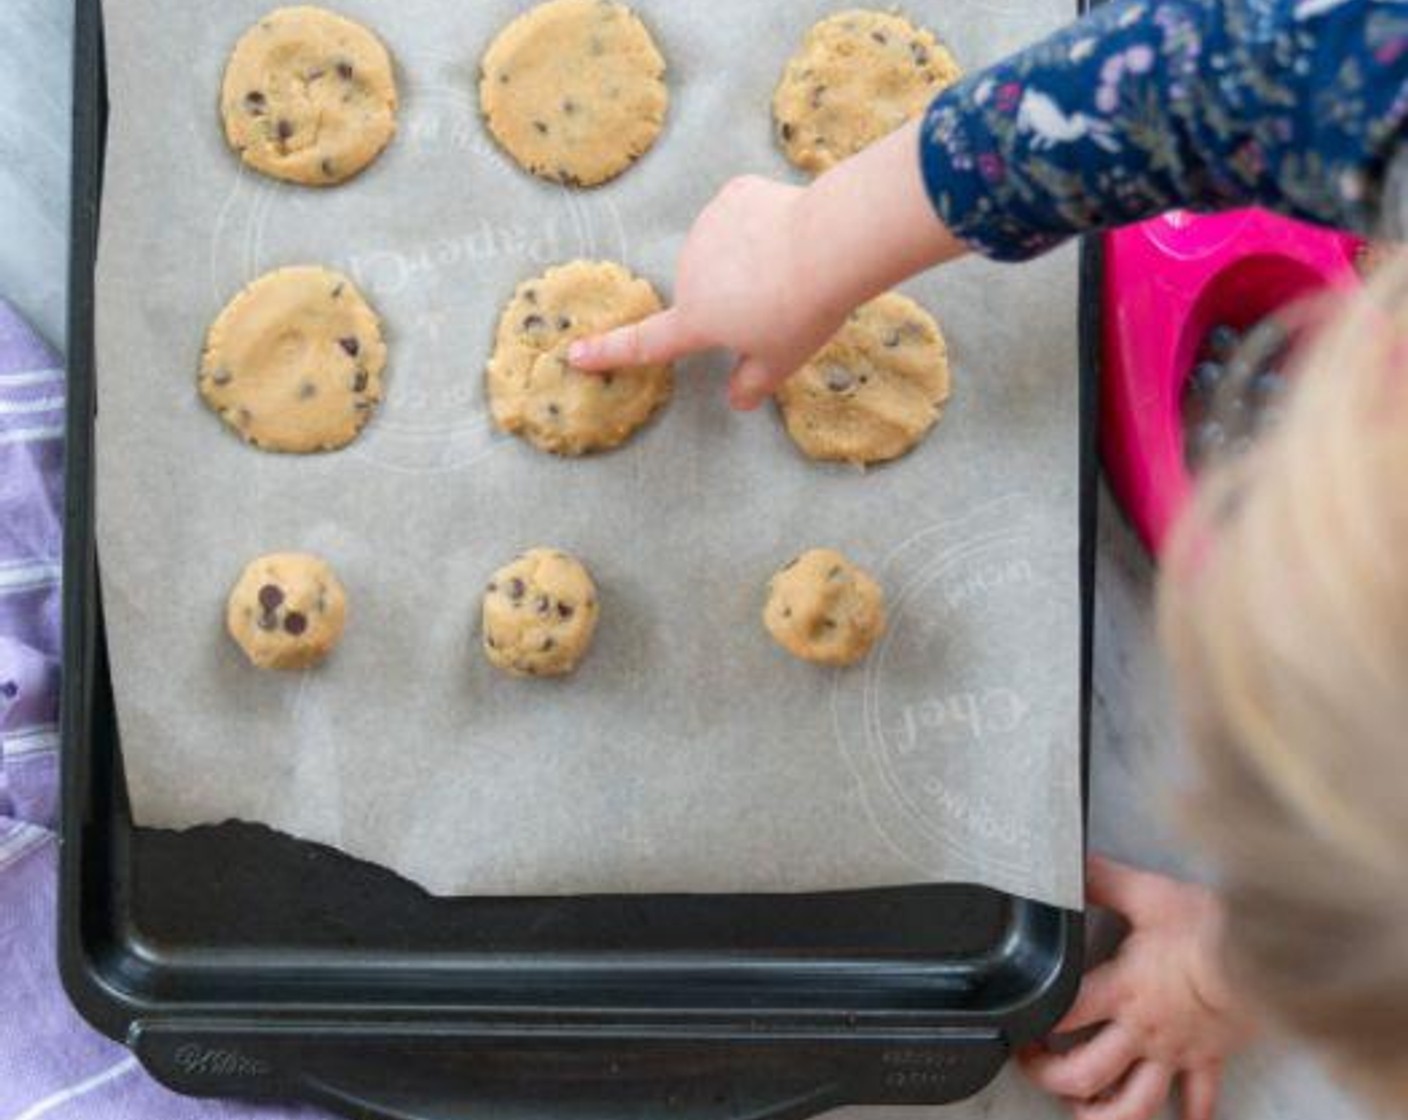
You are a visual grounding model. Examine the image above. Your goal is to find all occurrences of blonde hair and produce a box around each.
[1159,249,1408,1106]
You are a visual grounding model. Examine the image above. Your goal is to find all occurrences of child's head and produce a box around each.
[1159,251,1408,1106]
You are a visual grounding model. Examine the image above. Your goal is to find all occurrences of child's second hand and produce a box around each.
[568,120,967,411]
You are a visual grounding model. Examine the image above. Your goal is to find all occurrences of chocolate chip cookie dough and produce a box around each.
[774,9,960,176]
[480,0,669,187]
[763,549,886,667]
[200,266,387,453]
[486,260,673,455]
[220,6,398,186]
[776,292,950,466]
[227,552,348,669]
[482,549,600,677]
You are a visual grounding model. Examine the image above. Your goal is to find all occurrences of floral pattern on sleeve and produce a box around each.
[920,0,1408,261]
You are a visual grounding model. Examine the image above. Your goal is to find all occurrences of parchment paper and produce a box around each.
[95,0,1083,907]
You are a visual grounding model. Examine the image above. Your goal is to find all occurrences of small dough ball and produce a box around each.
[773,9,960,176]
[483,549,600,677]
[763,549,886,667]
[220,5,398,186]
[200,265,388,454]
[486,260,673,455]
[227,552,348,669]
[776,292,950,465]
[480,0,669,187]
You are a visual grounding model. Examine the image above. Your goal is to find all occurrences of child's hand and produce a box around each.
[569,120,967,411]
[568,175,851,411]
[1019,856,1258,1120]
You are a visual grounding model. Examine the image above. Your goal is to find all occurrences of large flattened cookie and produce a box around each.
[776,292,950,466]
[200,265,387,454]
[486,260,672,456]
[227,552,348,670]
[482,548,600,678]
[774,8,959,176]
[480,0,669,187]
[221,5,398,186]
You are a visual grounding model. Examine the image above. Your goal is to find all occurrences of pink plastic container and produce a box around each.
[1100,209,1362,554]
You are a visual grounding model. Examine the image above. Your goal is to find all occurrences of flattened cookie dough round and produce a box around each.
[221,5,398,185]
[776,292,950,466]
[773,9,960,176]
[764,549,886,667]
[227,552,348,670]
[487,260,672,455]
[483,548,600,677]
[480,0,668,186]
[200,265,387,453]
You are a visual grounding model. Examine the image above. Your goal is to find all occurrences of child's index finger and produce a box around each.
[568,308,695,372]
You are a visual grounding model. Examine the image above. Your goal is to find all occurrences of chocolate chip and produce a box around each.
[541,637,556,652]
[828,566,844,580]
[276,119,293,142]
[257,612,278,632]
[547,402,562,418]
[352,370,369,393]
[320,158,335,177]
[307,67,326,81]
[485,635,499,650]
[487,581,499,593]
[601,373,614,388]
[535,595,551,615]
[339,336,360,357]
[336,61,354,80]
[244,91,266,114]
[533,120,549,135]
[562,98,577,114]
[782,607,793,618]
[871,30,889,44]
[211,367,233,386]
[884,331,902,348]
[523,288,538,304]
[331,282,344,298]
[824,365,856,393]
[557,601,575,619]
[811,85,826,109]
[498,71,511,84]
[557,169,583,188]
[507,578,526,601]
[284,611,308,636]
[910,42,930,65]
[556,315,572,331]
[780,121,795,142]
[298,380,317,400]
[822,618,838,630]
[523,314,546,332]
[258,584,284,612]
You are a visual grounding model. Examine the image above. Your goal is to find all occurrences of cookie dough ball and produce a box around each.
[763,549,886,667]
[200,266,387,453]
[486,260,673,455]
[220,6,398,185]
[776,292,950,466]
[227,552,348,670]
[483,549,600,677]
[480,0,668,187]
[774,9,960,176]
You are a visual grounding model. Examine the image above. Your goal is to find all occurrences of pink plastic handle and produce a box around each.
[1100,209,1361,554]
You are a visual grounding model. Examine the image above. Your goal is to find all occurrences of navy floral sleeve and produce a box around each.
[920,0,1408,260]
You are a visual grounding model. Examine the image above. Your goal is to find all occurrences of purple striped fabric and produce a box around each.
[0,298,324,1119]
